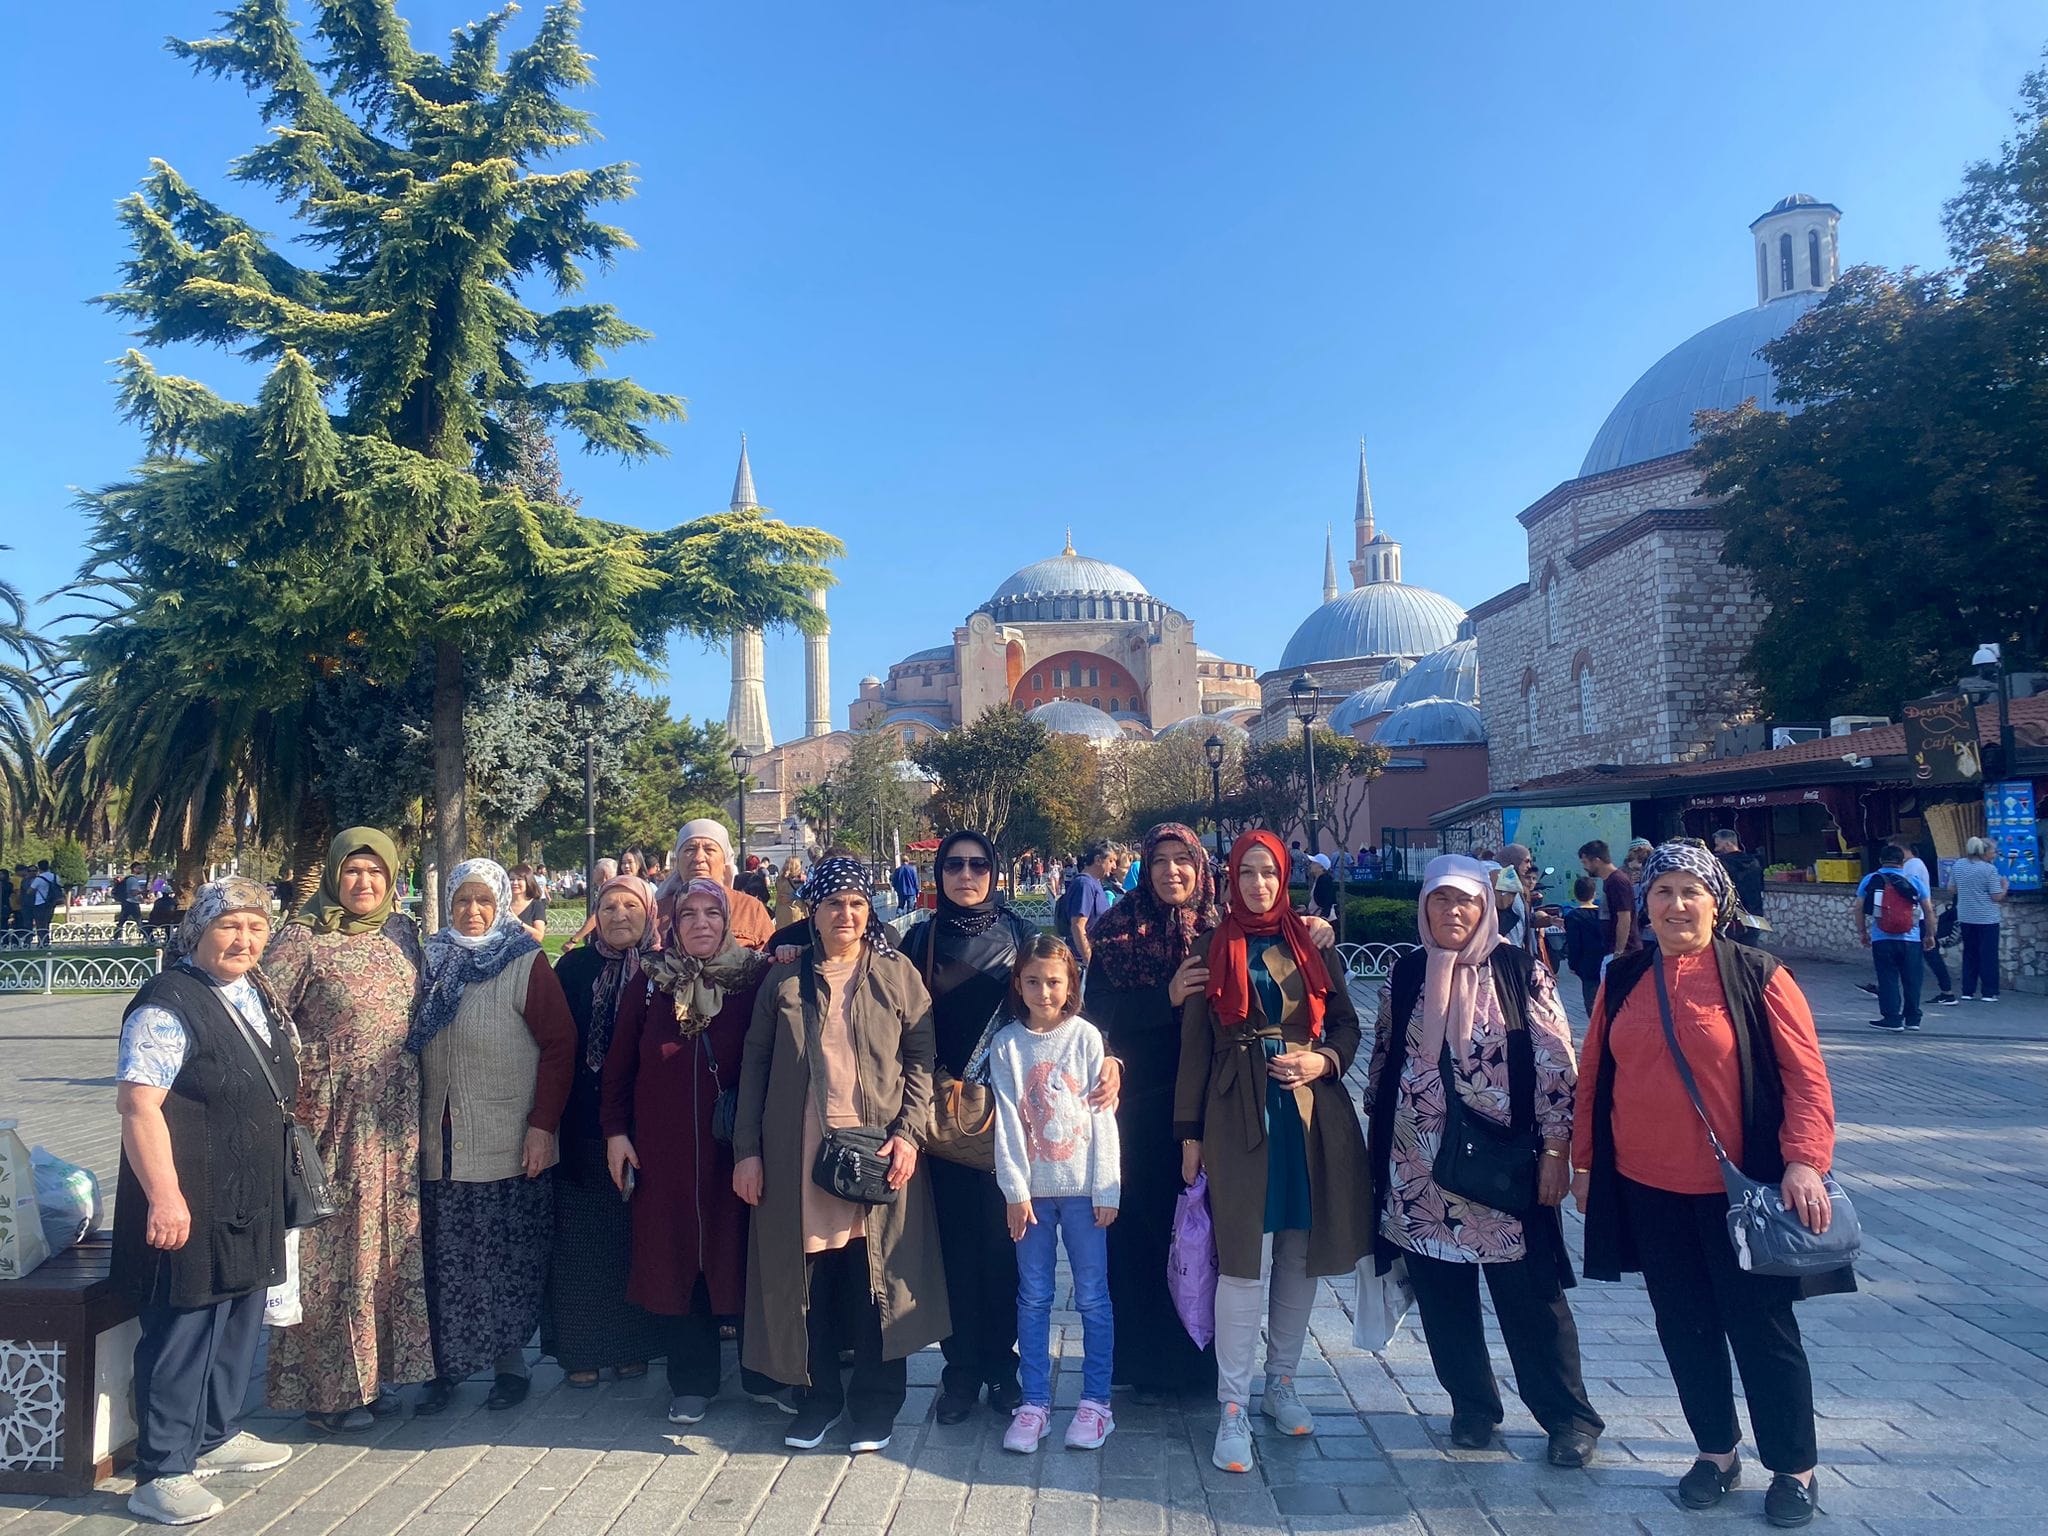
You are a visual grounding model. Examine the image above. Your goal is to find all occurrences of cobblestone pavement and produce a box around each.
[4,957,2047,1534]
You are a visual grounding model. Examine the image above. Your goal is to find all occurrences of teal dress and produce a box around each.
[1248,938,1313,1234]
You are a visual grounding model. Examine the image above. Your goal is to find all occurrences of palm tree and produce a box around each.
[0,550,55,835]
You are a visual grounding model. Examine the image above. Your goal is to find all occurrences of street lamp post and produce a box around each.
[1290,672,1323,866]
[820,781,835,850]
[873,799,884,883]
[729,746,753,867]
[1975,642,2015,779]
[1204,734,1226,862]
[579,683,602,918]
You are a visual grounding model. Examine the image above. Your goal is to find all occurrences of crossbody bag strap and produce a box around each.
[213,990,292,1118]
[1650,952,1736,1170]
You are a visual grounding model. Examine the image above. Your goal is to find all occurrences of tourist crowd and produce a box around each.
[108,818,1851,1530]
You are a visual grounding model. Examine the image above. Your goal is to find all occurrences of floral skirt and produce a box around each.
[422,1172,553,1381]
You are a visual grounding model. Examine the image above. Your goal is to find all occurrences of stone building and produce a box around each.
[1472,195,1842,789]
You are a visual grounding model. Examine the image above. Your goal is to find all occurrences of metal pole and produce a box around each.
[1301,716,1321,861]
[2000,666,2015,773]
[736,774,749,867]
[1210,762,1224,861]
[583,728,598,919]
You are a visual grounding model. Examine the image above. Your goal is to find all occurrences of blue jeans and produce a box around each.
[1015,1195,1113,1408]
[1870,940,1924,1026]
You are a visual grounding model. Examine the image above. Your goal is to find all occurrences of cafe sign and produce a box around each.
[1903,693,1982,785]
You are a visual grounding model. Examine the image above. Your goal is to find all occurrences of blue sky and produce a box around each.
[3,2,2041,743]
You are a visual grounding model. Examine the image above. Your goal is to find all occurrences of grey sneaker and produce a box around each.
[1212,1402,1254,1473]
[1260,1375,1315,1436]
[129,1474,224,1525]
[193,1431,291,1478]
[667,1394,709,1425]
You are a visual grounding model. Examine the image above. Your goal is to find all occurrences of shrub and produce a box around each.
[1341,896,1419,944]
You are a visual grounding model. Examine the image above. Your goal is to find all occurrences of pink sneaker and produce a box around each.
[1064,1399,1115,1450]
[1003,1404,1051,1453]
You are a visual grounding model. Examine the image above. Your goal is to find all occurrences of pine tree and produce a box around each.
[68,0,838,888]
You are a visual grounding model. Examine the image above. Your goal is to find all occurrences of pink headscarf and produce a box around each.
[1415,854,1501,1062]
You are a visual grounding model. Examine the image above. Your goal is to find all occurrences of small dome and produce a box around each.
[1370,697,1486,747]
[896,645,955,667]
[1378,657,1416,682]
[1327,681,1400,737]
[1278,583,1467,670]
[1387,637,1478,709]
[1028,698,1124,744]
[859,674,881,687]
[1156,715,1250,746]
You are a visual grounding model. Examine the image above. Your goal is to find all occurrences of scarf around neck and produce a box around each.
[1415,854,1501,1064]
[1205,830,1327,1040]
[410,859,540,1055]
[640,877,770,1035]
[1087,821,1218,991]
[584,873,657,1072]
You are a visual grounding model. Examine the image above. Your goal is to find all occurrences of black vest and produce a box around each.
[112,966,296,1308]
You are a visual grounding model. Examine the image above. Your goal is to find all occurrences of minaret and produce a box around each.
[1347,437,1376,588]
[1321,525,1340,604]
[723,434,774,754]
[803,587,832,739]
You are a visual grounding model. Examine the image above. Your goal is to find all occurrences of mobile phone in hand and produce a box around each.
[620,1164,636,1201]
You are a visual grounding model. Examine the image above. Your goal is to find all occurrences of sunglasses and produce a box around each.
[942,856,993,874]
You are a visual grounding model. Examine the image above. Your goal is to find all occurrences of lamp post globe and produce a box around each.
[1975,642,2014,776]
[729,745,753,863]
[1290,673,1323,863]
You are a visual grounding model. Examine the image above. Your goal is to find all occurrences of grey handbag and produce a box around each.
[1651,956,1860,1278]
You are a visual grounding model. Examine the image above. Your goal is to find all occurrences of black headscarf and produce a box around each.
[934,830,1006,938]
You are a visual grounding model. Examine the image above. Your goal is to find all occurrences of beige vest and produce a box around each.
[419,949,556,1183]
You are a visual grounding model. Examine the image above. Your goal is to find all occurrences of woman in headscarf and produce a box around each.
[603,878,789,1424]
[114,878,296,1526]
[1573,840,1844,1529]
[1364,855,1603,1467]
[261,829,433,1434]
[410,859,577,1416]
[1176,831,1371,1474]
[734,858,949,1455]
[542,874,664,1387]
[901,830,1118,1424]
[658,819,775,950]
[774,856,808,929]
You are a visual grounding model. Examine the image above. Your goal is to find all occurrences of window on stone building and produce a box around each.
[1522,678,1537,748]
[1031,672,1042,691]
[1576,661,1595,733]
[1807,229,1821,287]
[1109,697,1120,713]
[1779,232,1793,293]
[1091,697,1102,710]
[1543,571,1561,643]
[1088,667,1100,687]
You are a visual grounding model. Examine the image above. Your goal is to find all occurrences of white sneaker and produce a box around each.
[129,1475,224,1525]
[1212,1402,1253,1473]
[193,1431,291,1478]
[1260,1375,1316,1436]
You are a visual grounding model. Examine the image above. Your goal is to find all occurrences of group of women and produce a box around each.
[108,810,1848,1531]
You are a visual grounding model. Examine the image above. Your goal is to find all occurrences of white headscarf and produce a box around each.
[656,819,735,906]
[440,859,522,950]
[1415,854,1502,1062]
[409,859,540,1054]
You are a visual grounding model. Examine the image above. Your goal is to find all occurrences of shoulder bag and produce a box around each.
[1650,955,1860,1277]
[804,956,900,1206]
[918,927,1000,1171]
[220,998,338,1230]
[1430,1036,1538,1215]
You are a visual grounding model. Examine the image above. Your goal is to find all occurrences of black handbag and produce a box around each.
[811,1125,898,1206]
[223,1001,339,1230]
[1430,1034,1539,1215]
[703,1039,738,1147]
[1650,956,1861,1278]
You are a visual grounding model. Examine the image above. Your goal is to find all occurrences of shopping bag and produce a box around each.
[0,1120,53,1280]
[1167,1173,1219,1350]
[30,1145,101,1253]
[264,1229,303,1328]
[1350,1253,1415,1352]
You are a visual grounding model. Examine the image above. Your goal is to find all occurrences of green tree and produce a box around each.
[1009,734,1111,860]
[74,0,838,897]
[794,732,931,857]
[1237,730,1382,854]
[910,707,1050,853]
[0,552,55,843]
[1116,730,1245,841]
[1695,53,2048,716]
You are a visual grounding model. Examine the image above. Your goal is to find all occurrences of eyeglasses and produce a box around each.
[942,856,992,874]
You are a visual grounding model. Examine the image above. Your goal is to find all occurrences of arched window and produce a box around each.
[1808,229,1822,286]
[1543,570,1561,644]
[1091,697,1102,710]
[1757,242,1769,302]
[1031,672,1042,691]
[1109,697,1121,713]
[1576,660,1596,733]
[1779,232,1793,293]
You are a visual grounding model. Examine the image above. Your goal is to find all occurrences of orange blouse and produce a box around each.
[1571,948,1835,1196]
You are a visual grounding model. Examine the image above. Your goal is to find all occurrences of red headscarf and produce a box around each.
[1205,830,1328,1040]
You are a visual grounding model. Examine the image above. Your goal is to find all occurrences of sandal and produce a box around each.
[614,1362,648,1380]
[566,1370,601,1389]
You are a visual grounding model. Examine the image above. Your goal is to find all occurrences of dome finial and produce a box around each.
[1062,526,1075,557]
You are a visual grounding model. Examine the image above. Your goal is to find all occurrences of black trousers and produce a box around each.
[928,1157,1019,1396]
[1573,970,1601,1018]
[1960,923,2001,998]
[1620,1177,1817,1474]
[1403,1246,1604,1437]
[133,1289,265,1482]
[806,1240,906,1428]
[664,1275,783,1399]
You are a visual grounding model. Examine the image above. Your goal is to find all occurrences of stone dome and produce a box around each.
[1326,681,1400,737]
[1386,636,1478,710]
[1379,657,1416,682]
[1028,698,1125,743]
[1278,583,1467,670]
[987,543,1150,605]
[1370,697,1486,747]
[1156,715,1250,746]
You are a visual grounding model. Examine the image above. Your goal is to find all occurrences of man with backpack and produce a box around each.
[1857,843,1936,1032]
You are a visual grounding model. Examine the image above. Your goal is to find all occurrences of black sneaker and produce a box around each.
[1448,1413,1494,1449]
[933,1387,977,1425]
[1937,993,1960,1006]
[1765,1470,1820,1528]
[1856,982,1878,996]
[1866,1019,1906,1031]
[1678,1453,1741,1508]
[1902,1017,1922,1031]
[1545,1429,1598,1468]
[847,1420,893,1454]
[784,1401,844,1450]
[985,1378,1023,1416]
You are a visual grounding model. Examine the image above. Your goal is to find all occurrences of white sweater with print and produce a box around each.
[989,1015,1122,1209]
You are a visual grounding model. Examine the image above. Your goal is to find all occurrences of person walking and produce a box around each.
[1711,831,1767,947]
[1364,855,1603,1467]
[1947,837,2008,1000]
[1562,876,1606,1018]
[775,856,808,928]
[114,878,296,1525]
[1061,842,1114,970]
[992,936,1120,1455]
[1580,841,1641,964]
[733,858,950,1455]
[260,830,434,1434]
[891,854,921,916]
[1897,846,1957,1004]
[1574,840,1847,1529]
[117,862,152,940]
[28,858,57,947]
[1309,854,1338,921]
[411,860,577,1416]
[511,865,550,944]
[1856,844,1935,1032]
[544,874,664,1389]
[1177,831,1373,1473]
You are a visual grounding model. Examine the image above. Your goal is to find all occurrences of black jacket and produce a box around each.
[898,907,1042,1075]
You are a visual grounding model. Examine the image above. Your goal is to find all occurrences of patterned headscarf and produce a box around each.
[640,877,769,1036]
[410,859,540,1054]
[584,874,657,1072]
[801,857,895,954]
[177,875,275,959]
[1086,822,1219,991]
[1634,838,1745,938]
[291,827,400,937]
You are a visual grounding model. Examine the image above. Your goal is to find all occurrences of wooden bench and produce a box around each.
[0,1236,138,1496]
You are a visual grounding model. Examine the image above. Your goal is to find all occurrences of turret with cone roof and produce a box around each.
[1347,437,1402,587]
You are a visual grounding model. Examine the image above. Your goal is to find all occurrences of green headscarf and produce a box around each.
[292,827,401,936]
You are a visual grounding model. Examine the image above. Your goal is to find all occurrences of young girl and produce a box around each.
[990,935,1121,1453]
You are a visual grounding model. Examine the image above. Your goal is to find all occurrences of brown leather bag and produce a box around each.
[919,920,1001,1171]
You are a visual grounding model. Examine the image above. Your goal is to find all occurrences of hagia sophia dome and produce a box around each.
[1028,698,1126,743]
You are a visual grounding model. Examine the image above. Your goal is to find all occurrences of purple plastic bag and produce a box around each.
[1168,1171,1219,1349]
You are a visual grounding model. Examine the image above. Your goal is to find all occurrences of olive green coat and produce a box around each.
[1173,943,1373,1280]
[734,947,951,1386]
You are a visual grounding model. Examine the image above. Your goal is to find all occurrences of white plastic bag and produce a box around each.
[0,1120,53,1280]
[1351,1253,1415,1353]
[30,1145,101,1253]
[264,1228,303,1327]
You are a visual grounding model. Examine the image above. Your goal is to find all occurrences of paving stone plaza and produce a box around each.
[4,959,2045,1536]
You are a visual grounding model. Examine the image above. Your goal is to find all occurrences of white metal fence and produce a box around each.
[0,953,163,993]
[1336,941,1419,980]
[0,924,155,950]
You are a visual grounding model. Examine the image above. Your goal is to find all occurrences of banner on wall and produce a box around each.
[1985,780,2041,892]
[1903,693,1982,785]
[1500,803,1632,904]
